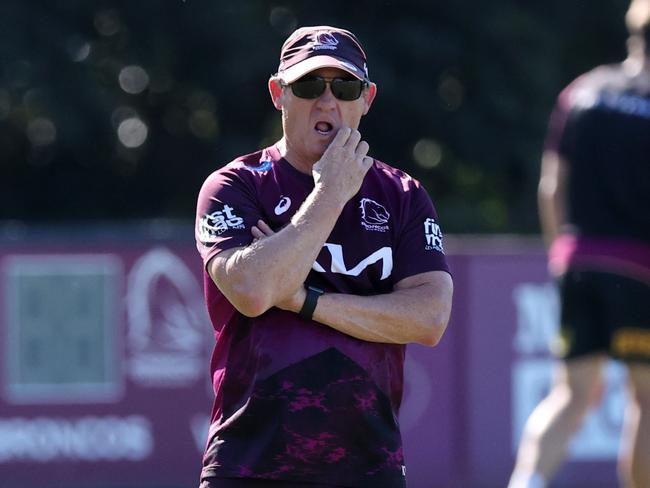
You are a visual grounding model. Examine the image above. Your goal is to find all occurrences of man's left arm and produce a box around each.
[277,270,453,346]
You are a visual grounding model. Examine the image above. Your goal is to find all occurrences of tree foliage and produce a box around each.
[0,0,630,232]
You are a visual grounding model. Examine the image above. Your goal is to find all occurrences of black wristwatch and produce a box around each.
[299,285,324,320]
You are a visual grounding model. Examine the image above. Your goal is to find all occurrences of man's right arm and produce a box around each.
[208,128,372,317]
[538,149,568,249]
[208,188,344,317]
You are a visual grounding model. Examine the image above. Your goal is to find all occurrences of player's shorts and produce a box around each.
[199,477,345,488]
[554,268,650,363]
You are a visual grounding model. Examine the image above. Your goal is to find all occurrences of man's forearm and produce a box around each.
[211,185,345,316]
[538,151,567,248]
[280,272,453,346]
[210,128,374,316]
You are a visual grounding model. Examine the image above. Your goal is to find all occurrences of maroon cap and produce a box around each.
[277,26,369,83]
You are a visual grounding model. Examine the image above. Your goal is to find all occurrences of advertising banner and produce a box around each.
[0,233,623,487]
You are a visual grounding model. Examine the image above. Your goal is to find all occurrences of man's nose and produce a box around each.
[316,82,337,104]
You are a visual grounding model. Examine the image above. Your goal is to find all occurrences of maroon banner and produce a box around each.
[0,232,621,487]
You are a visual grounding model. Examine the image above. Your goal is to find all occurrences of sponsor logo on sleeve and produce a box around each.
[424,217,444,252]
[360,198,390,232]
[198,204,245,243]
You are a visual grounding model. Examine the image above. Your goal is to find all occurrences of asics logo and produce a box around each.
[274,196,292,215]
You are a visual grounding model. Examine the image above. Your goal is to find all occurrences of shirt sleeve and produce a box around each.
[392,180,450,283]
[544,76,585,157]
[195,167,262,267]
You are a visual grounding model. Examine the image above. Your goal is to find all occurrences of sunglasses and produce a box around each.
[284,76,368,101]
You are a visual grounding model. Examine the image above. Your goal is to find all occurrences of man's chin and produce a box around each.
[308,140,331,158]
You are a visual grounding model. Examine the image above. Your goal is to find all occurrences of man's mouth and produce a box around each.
[315,121,334,135]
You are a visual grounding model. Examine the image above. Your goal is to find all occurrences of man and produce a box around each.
[508,1,650,487]
[194,26,453,488]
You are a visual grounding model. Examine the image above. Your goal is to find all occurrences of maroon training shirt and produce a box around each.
[195,144,449,487]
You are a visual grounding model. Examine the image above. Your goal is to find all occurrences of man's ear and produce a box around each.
[362,82,377,115]
[268,78,284,110]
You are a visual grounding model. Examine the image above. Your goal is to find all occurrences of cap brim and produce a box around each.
[279,55,366,83]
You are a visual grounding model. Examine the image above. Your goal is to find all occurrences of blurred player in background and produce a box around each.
[194,25,453,487]
[508,1,650,487]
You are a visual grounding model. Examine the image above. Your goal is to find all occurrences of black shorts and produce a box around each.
[199,478,345,488]
[555,269,650,363]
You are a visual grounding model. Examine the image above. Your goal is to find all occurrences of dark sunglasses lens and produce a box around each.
[331,79,364,100]
[291,79,326,99]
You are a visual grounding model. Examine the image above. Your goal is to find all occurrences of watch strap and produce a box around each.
[299,285,324,320]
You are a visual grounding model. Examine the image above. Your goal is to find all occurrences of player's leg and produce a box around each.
[619,363,650,488]
[508,354,606,488]
[605,272,650,488]
[509,269,608,488]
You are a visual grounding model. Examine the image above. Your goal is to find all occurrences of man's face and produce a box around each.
[272,67,376,165]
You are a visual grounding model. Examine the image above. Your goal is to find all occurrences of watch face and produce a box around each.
[308,286,324,295]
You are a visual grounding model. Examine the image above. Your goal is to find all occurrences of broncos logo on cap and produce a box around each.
[315,32,339,47]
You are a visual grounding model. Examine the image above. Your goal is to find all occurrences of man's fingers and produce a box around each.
[318,128,350,164]
[345,129,362,153]
[251,220,275,245]
[257,219,274,236]
[330,126,352,148]
[355,140,370,160]
[323,127,368,161]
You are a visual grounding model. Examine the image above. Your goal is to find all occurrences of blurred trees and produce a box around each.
[0,0,630,233]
